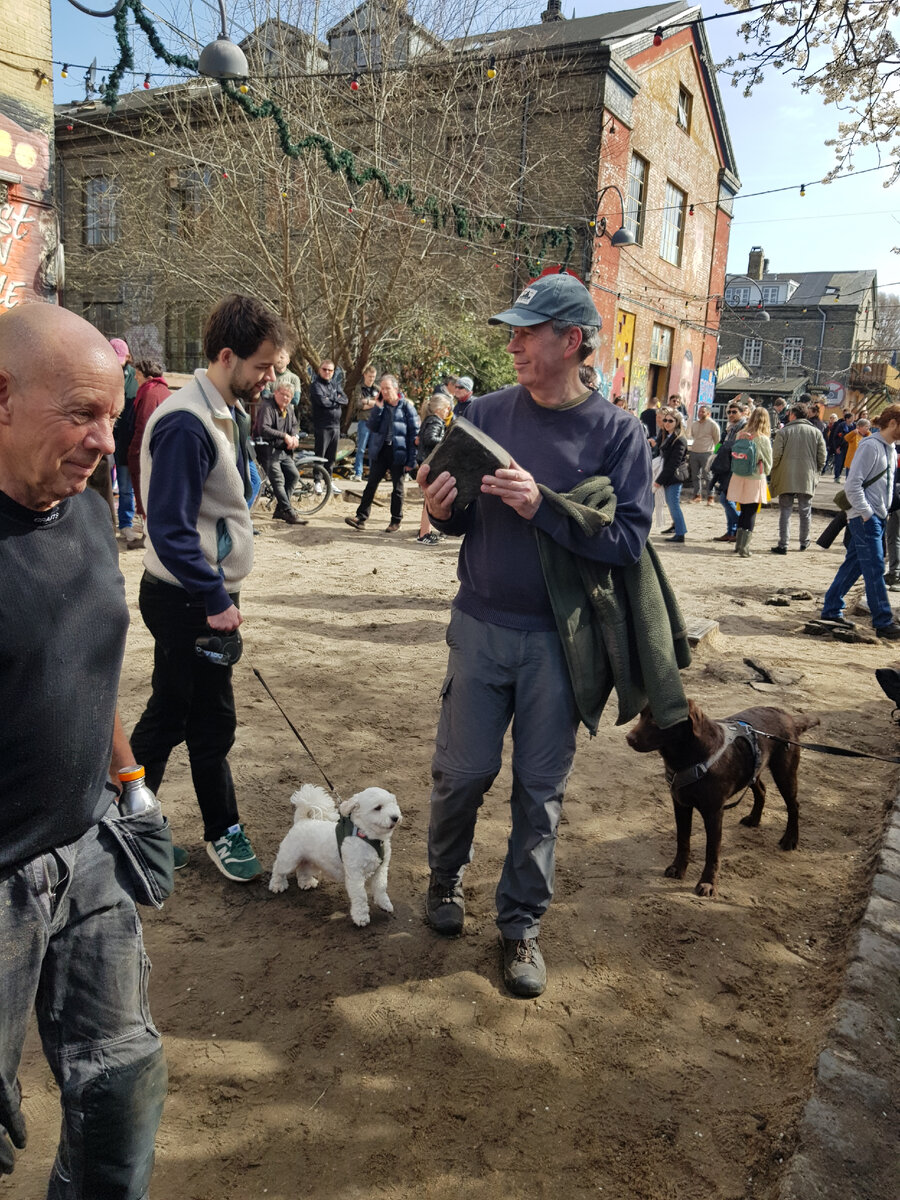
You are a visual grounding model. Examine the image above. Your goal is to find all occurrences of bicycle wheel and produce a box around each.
[292,464,332,516]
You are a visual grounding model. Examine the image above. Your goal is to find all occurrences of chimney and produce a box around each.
[541,0,565,21]
[747,247,765,281]
[763,258,769,275]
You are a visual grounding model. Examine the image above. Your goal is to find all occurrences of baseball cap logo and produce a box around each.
[516,287,537,306]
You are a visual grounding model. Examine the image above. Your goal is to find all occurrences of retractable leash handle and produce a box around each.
[195,629,243,667]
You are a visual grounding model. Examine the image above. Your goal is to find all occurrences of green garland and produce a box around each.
[102,0,577,274]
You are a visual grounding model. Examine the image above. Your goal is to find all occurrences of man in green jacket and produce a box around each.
[768,401,827,554]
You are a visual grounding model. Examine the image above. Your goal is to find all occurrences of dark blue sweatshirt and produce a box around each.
[432,385,653,630]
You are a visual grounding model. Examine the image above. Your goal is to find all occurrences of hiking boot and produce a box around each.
[713,532,736,543]
[500,936,546,998]
[206,825,262,882]
[876,623,900,640]
[345,515,365,530]
[173,845,189,870]
[283,509,307,526]
[386,521,401,532]
[425,874,465,935]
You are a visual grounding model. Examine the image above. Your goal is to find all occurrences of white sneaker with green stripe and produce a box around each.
[206,824,262,882]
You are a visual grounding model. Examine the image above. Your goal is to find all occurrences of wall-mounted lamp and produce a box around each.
[722,274,770,321]
[595,184,635,247]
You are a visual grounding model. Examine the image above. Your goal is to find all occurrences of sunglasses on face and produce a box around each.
[662,418,675,424]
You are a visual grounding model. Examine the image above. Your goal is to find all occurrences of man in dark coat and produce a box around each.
[310,360,348,490]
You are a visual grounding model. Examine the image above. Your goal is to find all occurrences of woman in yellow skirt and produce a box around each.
[726,406,773,557]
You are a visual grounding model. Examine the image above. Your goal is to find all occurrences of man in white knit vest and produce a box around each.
[131,295,287,881]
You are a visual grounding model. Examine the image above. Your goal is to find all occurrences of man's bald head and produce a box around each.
[0,305,124,510]
[0,304,120,391]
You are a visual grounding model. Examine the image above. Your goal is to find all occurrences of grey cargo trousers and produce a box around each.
[428,608,579,939]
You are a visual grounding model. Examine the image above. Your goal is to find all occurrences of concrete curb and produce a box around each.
[778,791,900,1200]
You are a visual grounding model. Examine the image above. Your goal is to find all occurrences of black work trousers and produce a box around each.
[130,573,240,842]
[314,425,340,471]
[266,450,299,512]
[355,444,406,524]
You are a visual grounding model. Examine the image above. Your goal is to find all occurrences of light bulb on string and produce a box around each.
[688,203,694,216]
[143,73,150,89]
[800,184,806,197]
[61,64,69,78]
[350,73,360,92]
[653,28,663,46]
[239,80,249,94]
[486,55,497,81]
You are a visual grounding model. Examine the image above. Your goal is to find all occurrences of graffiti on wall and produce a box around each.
[629,362,648,411]
[0,111,56,307]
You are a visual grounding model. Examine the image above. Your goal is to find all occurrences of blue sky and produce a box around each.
[48,0,900,293]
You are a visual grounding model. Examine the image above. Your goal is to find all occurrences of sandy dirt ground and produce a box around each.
[10,487,899,1200]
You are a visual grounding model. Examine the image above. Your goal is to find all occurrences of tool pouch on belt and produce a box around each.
[101,807,175,908]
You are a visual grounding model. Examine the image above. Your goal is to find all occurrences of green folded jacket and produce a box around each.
[535,476,691,733]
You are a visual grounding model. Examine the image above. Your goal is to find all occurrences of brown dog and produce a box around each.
[626,701,820,897]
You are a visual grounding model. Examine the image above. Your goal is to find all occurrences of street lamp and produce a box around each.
[595,185,635,247]
[198,0,249,80]
[722,274,770,321]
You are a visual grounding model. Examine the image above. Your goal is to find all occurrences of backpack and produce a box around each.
[730,438,759,477]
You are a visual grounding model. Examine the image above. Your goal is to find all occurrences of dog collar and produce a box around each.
[334,813,384,862]
[666,720,761,798]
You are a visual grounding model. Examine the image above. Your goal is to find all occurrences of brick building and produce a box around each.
[718,246,878,409]
[54,0,738,407]
[1,0,60,308]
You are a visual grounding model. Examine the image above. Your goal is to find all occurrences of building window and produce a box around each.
[659,181,686,266]
[725,286,751,306]
[83,176,120,246]
[82,300,122,336]
[650,323,673,364]
[783,337,804,367]
[166,304,203,373]
[167,168,215,238]
[761,285,780,305]
[743,337,762,367]
[624,153,647,245]
[676,86,692,133]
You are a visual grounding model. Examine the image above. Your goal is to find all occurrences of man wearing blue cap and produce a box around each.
[418,273,652,997]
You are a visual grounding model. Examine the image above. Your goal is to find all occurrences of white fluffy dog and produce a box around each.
[269,783,402,926]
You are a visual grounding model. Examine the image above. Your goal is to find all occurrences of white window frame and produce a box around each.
[743,337,762,367]
[725,286,751,306]
[761,285,780,305]
[624,153,647,245]
[676,85,692,133]
[783,337,804,367]
[660,181,686,267]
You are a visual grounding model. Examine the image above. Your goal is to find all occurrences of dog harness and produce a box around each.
[666,720,762,800]
[334,814,384,862]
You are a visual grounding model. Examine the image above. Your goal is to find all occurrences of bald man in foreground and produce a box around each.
[0,305,167,1195]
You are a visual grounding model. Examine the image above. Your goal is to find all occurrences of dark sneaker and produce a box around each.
[417,532,441,546]
[425,874,465,935]
[876,623,900,640]
[501,936,546,998]
[799,542,810,551]
[173,845,189,870]
[820,616,855,629]
[770,545,788,555]
[206,825,262,882]
[344,516,365,530]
